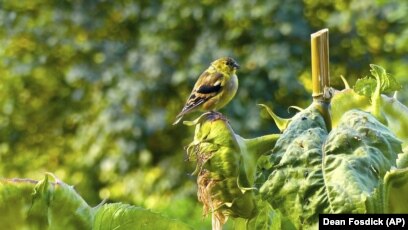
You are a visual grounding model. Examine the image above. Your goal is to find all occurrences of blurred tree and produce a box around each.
[0,0,407,228]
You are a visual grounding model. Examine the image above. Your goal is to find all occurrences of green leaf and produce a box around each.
[354,64,402,97]
[330,88,371,127]
[0,175,191,230]
[46,174,94,229]
[353,64,402,121]
[259,105,328,229]
[0,175,92,230]
[380,95,408,148]
[258,104,292,132]
[332,79,408,147]
[397,147,408,169]
[246,200,285,230]
[259,106,402,228]
[323,110,401,213]
[384,168,408,213]
[354,77,377,97]
[370,64,402,93]
[0,179,45,230]
[93,203,191,230]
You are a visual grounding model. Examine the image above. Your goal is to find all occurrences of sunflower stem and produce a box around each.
[311,28,332,131]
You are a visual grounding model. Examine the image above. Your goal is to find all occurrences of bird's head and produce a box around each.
[211,57,240,75]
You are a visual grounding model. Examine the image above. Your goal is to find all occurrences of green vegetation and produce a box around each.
[0,0,407,229]
[184,66,408,229]
[0,174,191,230]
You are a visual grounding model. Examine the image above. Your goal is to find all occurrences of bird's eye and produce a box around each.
[225,58,239,69]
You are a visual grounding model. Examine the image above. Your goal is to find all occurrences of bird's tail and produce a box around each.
[172,114,184,125]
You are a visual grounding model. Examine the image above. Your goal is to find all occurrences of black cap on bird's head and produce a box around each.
[225,57,240,69]
[211,57,240,73]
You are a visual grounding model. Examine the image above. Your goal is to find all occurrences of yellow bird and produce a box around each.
[173,57,240,125]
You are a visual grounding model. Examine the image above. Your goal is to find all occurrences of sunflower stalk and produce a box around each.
[311,28,332,131]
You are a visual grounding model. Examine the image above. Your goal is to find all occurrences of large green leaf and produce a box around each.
[0,178,48,230]
[0,175,92,230]
[259,106,328,229]
[259,106,403,229]
[323,110,401,213]
[0,174,191,230]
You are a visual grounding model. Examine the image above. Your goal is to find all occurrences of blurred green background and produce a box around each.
[0,0,407,228]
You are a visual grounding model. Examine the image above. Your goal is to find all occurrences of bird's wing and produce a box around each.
[176,71,224,117]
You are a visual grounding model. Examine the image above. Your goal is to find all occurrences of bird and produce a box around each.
[173,57,240,125]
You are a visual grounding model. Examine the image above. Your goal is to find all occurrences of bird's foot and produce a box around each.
[206,111,228,122]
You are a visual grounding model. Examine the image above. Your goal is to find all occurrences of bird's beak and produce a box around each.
[233,62,240,69]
